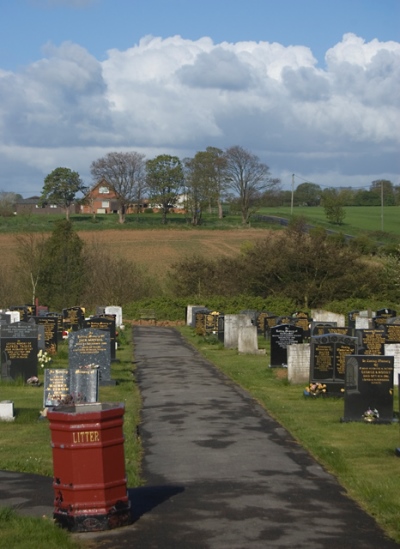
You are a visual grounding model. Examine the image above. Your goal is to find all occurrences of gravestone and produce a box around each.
[9,305,29,322]
[43,369,70,407]
[105,305,123,328]
[356,328,386,355]
[62,306,84,332]
[0,313,10,324]
[291,311,311,337]
[0,322,38,381]
[224,314,249,349]
[311,309,345,327]
[348,310,359,329]
[287,343,310,384]
[43,367,99,407]
[355,316,372,330]
[385,318,400,343]
[342,355,394,423]
[194,309,210,336]
[270,324,303,368]
[34,315,58,353]
[310,333,358,394]
[69,328,113,385]
[69,368,99,404]
[373,308,397,329]
[240,310,258,326]
[187,305,206,327]
[238,325,259,354]
[83,316,116,361]
[6,311,20,324]
[96,306,107,316]
[311,321,337,336]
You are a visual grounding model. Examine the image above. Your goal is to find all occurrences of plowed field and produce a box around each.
[1,228,270,281]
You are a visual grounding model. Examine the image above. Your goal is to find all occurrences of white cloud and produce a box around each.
[0,33,399,194]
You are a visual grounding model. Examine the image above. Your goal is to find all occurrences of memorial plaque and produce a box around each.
[34,316,58,353]
[270,324,303,367]
[43,368,70,407]
[62,306,84,332]
[342,355,394,423]
[83,316,116,361]
[385,321,400,344]
[205,313,220,335]
[0,322,38,380]
[69,368,99,404]
[356,329,386,355]
[69,328,113,385]
[311,321,337,336]
[310,333,358,394]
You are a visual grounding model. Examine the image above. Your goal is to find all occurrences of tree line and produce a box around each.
[38,145,280,225]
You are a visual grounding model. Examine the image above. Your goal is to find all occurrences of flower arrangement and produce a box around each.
[363,408,379,422]
[37,350,51,368]
[304,382,327,397]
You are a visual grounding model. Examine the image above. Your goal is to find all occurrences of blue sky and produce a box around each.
[0,0,399,195]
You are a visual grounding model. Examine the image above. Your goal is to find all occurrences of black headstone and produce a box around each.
[0,322,38,381]
[62,306,84,332]
[342,355,394,423]
[356,328,386,355]
[385,321,400,344]
[270,324,304,367]
[68,328,113,385]
[43,368,70,407]
[33,316,58,353]
[310,333,358,394]
[83,316,116,361]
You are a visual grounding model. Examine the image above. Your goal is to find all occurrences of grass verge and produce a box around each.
[179,326,400,544]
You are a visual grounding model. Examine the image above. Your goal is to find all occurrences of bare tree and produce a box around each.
[91,152,147,223]
[224,146,279,223]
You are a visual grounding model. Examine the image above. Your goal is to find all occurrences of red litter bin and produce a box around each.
[48,402,132,532]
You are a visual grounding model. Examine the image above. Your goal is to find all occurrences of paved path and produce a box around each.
[87,326,399,548]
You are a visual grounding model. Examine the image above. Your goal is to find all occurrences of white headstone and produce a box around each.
[287,344,310,384]
[0,400,15,421]
[355,317,371,330]
[105,306,122,328]
[6,311,20,323]
[385,343,400,386]
[238,325,258,354]
[311,309,345,327]
[186,305,205,326]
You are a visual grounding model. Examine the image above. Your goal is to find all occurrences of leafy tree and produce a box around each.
[41,167,86,220]
[370,179,395,206]
[0,192,21,217]
[224,146,279,223]
[322,188,346,225]
[90,151,147,224]
[294,182,322,206]
[146,155,184,224]
[37,220,86,310]
[184,147,227,225]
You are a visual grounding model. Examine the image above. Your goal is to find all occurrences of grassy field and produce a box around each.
[180,328,400,544]
[258,205,400,240]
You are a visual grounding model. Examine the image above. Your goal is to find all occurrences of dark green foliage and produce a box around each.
[167,227,383,309]
[37,220,85,310]
[41,167,86,220]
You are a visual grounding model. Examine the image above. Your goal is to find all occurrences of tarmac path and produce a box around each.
[88,326,399,548]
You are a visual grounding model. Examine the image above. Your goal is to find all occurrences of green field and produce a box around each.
[258,205,400,239]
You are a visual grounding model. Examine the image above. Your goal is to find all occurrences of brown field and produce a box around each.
[1,228,270,281]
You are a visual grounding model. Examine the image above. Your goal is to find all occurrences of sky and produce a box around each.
[0,0,399,196]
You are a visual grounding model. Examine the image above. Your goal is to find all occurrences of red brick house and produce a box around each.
[80,179,149,215]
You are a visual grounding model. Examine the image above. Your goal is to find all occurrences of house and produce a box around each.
[14,196,78,215]
[80,179,149,215]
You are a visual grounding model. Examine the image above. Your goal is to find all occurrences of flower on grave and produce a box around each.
[304,382,327,397]
[37,350,51,368]
[363,407,379,422]
[81,363,99,370]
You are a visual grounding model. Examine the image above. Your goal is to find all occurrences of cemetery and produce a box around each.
[1,301,400,545]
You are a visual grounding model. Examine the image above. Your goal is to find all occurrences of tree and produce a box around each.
[146,155,184,224]
[15,232,47,305]
[370,179,395,206]
[41,167,86,220]
[224,146,279,224]
[0,192,21,217]
[294,183,321,206]
[322,188,346,225]
[37,220,86,310]
[184,147,227,225]
[90,151,147,224]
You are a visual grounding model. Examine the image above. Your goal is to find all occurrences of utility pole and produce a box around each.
[381,179,384,231]
[291,174,294,215]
